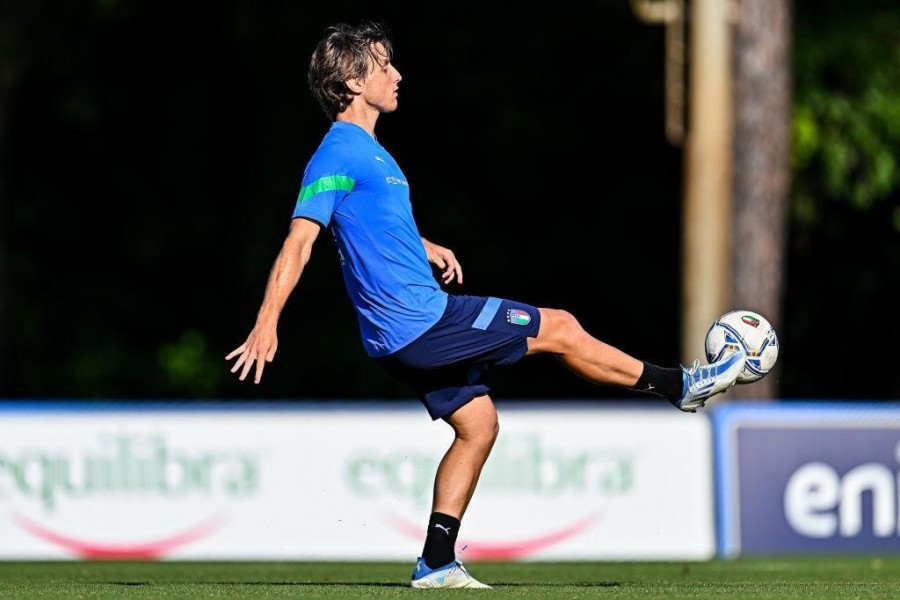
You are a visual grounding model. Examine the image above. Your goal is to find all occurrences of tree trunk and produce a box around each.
[730,0,791,401]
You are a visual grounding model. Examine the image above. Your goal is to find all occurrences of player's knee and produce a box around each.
[541,308,583,351]
[475,411,499,443]
[449,396,499,448]
[468,411,499,449]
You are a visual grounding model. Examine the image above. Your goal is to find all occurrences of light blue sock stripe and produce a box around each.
[472,297,502,330]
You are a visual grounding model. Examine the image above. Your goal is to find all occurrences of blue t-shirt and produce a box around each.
[292,121,448,357]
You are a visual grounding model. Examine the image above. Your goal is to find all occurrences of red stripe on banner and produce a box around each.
[11,512,227,560]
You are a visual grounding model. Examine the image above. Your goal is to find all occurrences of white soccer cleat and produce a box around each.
[675,350,746,412]
[410,557,492,589]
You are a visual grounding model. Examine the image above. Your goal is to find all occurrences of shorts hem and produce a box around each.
[427,385,490,421]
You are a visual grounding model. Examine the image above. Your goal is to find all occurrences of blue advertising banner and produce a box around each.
[713,402,900,557]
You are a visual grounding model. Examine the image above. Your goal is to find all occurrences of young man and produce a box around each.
[226,20,745,589]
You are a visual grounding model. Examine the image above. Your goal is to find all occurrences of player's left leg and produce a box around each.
[410,394,495,589]
[526,307,744,410]
[526,308,646,387]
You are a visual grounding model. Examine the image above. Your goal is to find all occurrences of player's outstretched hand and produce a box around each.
[225,326,278,384]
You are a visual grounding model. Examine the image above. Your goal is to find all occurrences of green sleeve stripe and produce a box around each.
[297,175,355,202]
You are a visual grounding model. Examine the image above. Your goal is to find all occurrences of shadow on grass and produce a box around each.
[112,582,407,587]
[484,582,621,588]
[112,581,622,588]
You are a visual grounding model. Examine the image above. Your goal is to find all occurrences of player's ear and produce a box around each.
[346,77,365,94]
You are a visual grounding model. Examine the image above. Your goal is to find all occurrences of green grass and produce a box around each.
[1,558,899,599]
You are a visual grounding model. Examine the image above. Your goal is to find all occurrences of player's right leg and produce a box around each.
[432,394,499,519]
[410,394,495,589]
[410,557,491,589]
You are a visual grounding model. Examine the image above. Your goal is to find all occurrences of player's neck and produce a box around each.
[336,107,379,139]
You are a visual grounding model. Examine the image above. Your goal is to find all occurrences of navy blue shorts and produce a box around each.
[375,294,542,421]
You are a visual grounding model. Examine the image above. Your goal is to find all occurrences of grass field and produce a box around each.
[1,558,899,599]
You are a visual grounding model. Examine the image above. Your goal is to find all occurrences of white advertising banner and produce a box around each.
[0,402,714,560]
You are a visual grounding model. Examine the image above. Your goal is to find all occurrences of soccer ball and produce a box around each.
[705,310,779,384]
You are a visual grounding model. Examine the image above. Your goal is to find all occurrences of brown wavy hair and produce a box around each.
[308,21,394,121]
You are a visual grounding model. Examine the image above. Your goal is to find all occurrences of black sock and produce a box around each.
[422,512,460,569]
[633,362,684,403]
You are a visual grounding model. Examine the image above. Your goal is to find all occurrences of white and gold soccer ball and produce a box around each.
[705,309,779,384]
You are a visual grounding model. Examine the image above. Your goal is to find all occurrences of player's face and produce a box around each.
[360,43,402,113]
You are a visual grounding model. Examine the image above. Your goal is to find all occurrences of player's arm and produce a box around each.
[421,236,463,286]
[226,217,322,384]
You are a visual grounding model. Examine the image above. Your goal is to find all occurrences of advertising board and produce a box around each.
[714,402,900,556]
[0,402,715,560]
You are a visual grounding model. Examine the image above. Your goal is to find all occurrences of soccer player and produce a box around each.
[226,20,746,589]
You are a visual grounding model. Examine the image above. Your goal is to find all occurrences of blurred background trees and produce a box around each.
[0,0,897,402]
[784,0,900,399]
